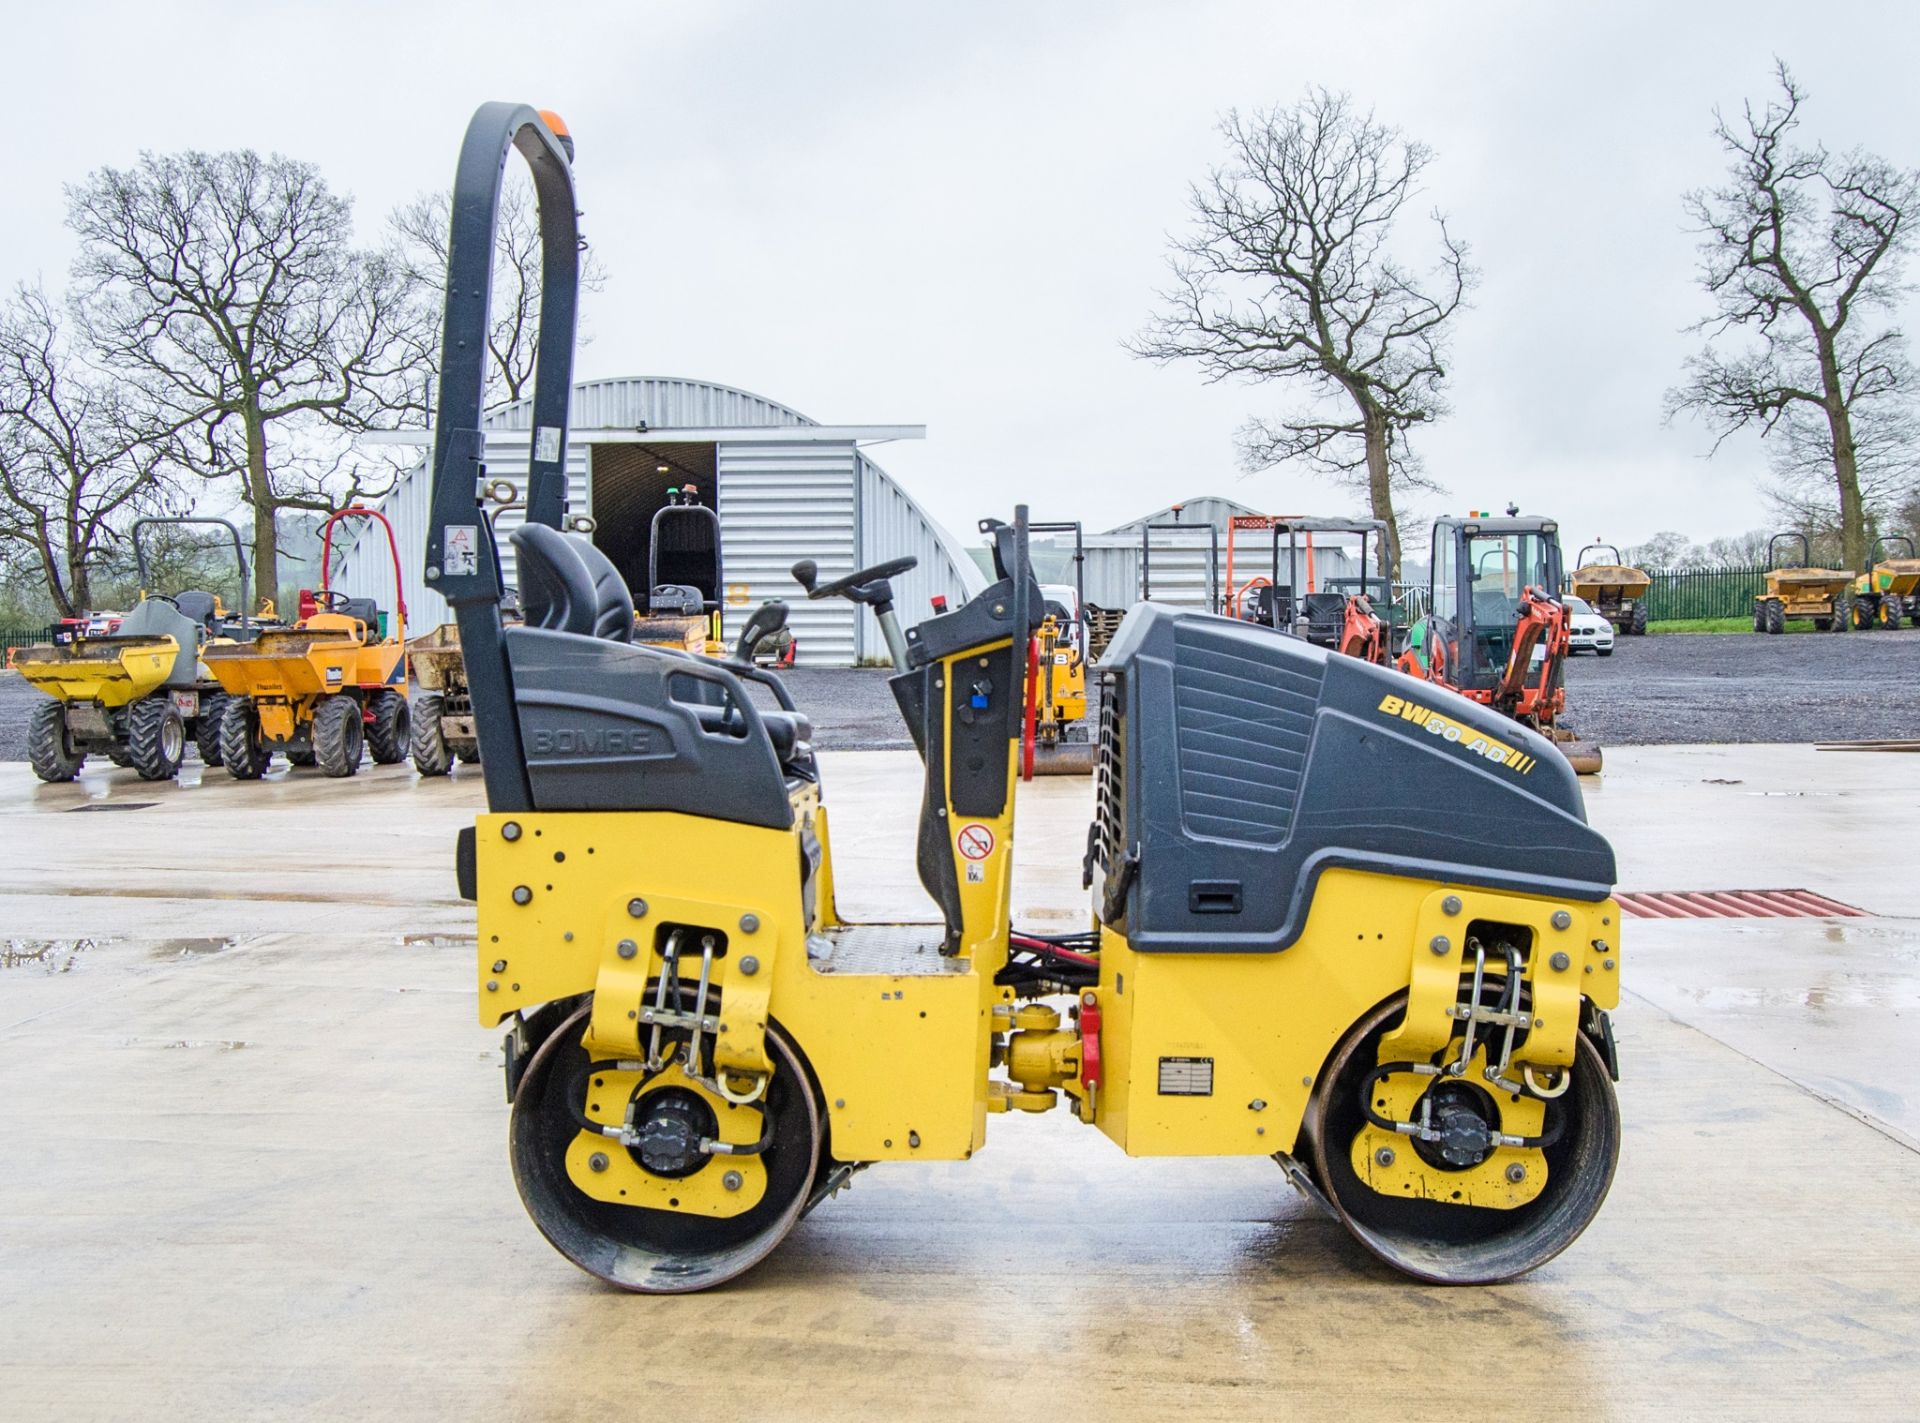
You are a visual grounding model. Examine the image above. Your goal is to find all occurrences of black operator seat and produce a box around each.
[341,597,383,635]
[172,590,220,634]
[507,521,812,770]
[513,522,633,641]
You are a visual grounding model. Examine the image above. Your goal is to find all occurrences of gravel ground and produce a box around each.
[5,628,1917,761]
[1560,626,1920,745]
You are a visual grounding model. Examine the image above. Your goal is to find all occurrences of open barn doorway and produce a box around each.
[589,441,719,612]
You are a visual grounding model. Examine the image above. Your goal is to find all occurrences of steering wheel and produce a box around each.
[793,555,918,602]
[312,589,353,613]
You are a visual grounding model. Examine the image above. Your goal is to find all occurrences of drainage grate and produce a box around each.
[1617,889,1868,920]
[68,802,158,813]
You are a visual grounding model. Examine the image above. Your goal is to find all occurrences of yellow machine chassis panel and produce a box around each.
[566,1059,769,1215]
[1091,870,1617,1158]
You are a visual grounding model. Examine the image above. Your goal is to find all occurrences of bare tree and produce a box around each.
[65,149,428,595]
[1666,63,1920,570]
[1132,91,1474,575]
[0,284,181,617]
[390,181,606,415]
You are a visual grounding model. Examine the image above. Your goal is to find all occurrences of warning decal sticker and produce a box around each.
[956,823,996,860]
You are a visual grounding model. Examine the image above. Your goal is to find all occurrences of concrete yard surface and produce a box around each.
[2,747,1917,1420]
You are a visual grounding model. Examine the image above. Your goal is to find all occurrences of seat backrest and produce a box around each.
[650,504,721,607]
[510,523,633,642]
[568,534,635,641]
[341,597,382,635]
[173,590,219,630]
[1302,592,1346,635]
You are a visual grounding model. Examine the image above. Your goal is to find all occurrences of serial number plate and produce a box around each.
[1158,1056,1213,1096]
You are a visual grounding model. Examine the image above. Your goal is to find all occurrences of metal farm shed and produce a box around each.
[336,377,982,665]
[1013,496,1365,617]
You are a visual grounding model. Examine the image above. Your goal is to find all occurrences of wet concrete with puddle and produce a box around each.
[0,746,1915,1419]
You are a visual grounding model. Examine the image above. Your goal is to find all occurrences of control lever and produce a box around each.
[733,600,790,664]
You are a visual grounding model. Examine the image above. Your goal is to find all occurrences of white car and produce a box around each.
[1529,594,1616,667]
[1564,594,1615,656]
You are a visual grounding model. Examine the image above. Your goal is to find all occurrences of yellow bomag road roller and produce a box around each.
[17,517,255,782]
[425,104,1624,1294]
[204,506,410,777]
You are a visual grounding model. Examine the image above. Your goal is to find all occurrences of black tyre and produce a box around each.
[1751,601,1765,632]
[219,697,272,779]
[126,695,186,782]
[1852,599,1873,631]
[194,692,228,767]
[1813,617,1831,632]
[511,1000,822,1293]
[105,743,135,768]
[27,699,85,782]
[1763,599,1785,635]
[456,742,482,765]
[287,745,317,766]
[366,689,410,764]
[1629,602,1647,636]
[1829,605,1847,633]
[1882,594,1904,629]
[313,694,365,778]
[1306,994,1620,1285]
[410,692,452,776]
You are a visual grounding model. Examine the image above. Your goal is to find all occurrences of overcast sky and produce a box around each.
[8,1,1917,555]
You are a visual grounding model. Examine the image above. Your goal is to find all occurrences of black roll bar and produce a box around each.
[1767,532,1811,573]
[1870,535,1916,567]
[131,517,251,628]
[422,103,581,812]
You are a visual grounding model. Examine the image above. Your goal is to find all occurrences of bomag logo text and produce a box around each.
[532,727,651,757]
[1375,695,1537,774]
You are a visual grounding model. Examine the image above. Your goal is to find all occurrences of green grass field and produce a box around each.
[1648,616,1761,634]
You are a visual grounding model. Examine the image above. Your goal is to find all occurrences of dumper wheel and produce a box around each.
[219,697,273,780]
[194,693,228,767]
[1751,602,1765,632]
[1306,994,1619,1285]
[511,1001,822,1294]
[410,693,452,776]
[1763,599,1786,635]
[287,745,317,766]
[365,689,410,764]
[1629,602,1647,636]
[1881,594,1904,629]
[313,694,365,778]
[105,744,135,768]
[126,695,186,782]
[28,699,85,783]
[1829,607,1846,633]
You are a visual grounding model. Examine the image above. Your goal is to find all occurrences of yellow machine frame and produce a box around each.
[475,630,1619,1191]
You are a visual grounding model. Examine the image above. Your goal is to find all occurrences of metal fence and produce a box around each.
[1,625,55,663]
[1636,566,1767,622]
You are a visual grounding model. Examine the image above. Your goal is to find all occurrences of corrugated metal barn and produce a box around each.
[339,377,983,665]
